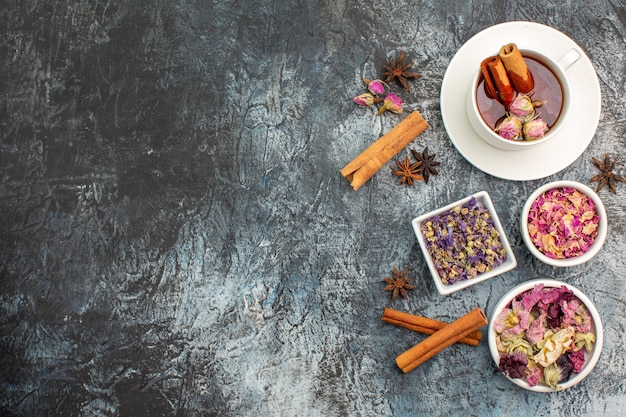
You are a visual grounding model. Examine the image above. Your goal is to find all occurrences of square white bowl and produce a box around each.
[412,191,517,295]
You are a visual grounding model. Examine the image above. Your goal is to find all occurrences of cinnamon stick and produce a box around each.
[499,43,534,93]
[382,308,482,347]
[480,57,498,99]
[340,111,429,191]
[484,56,515,107]
[395,307,488,373]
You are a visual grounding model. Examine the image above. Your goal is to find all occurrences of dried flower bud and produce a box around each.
[365,79,387,95]
[523,117,549,140]
[377,93,403,115]
[508,95,535,121]
[495,115,522,140]
[353,93,375,107]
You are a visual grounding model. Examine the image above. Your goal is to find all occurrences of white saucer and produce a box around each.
[440,21,601,181]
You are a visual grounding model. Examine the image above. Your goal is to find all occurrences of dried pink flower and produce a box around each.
[353,93,375,107]
[498,351,528,379]
[567,348,586,373]
[523,116,549,140]
[494,300,531,337]
[377,93,403,115]
[364,79,387,95]
[495,115,522,140]
[508,95,535,121]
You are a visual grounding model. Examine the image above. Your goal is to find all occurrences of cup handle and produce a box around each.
[558,49,581,71]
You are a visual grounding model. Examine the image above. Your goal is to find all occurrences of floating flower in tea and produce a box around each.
[495,115,522,140]
[508,95,535,121]
[523,117,549,140]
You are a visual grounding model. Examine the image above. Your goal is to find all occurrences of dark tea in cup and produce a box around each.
[476,55,564,130]
[467,46,577,151]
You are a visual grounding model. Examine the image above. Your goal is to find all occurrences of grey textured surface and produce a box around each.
[1,1,625,416]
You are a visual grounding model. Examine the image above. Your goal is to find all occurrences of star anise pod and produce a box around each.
[410,147,440,184]
[590,153,626,193]
[383,267,416,301]
[391,156,423,186]
[382,50,421,93]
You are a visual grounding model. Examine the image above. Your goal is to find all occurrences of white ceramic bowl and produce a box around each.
[412,191,517,296]
[488,279,603,392]
[520,180,607,267]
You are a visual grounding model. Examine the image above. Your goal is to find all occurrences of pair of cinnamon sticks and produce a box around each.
[340,110,429,190]
[480,43,534,107]
[382,307,488,373]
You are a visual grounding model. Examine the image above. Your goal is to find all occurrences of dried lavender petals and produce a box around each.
[526,187,599,259]
[420,197,508,285]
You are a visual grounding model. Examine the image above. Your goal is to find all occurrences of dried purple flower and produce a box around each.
[546,287,575,329]
[567,348,586,373]
[498,351,528,379]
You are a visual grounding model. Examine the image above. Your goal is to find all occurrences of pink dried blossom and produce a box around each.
[377,93,403,115]
[495,115,522,140]
[522,117,549,140]
[567,348,586,373]
[525,312,547,345]
[508,95,535,121]
[364,79,387,95]
[526,365,542,386]
[494,300,531,337]
[353,93,375,107]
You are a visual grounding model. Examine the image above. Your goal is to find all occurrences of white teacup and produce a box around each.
[466,48,580,151]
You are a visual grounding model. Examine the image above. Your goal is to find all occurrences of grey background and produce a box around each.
[1,1,625,416]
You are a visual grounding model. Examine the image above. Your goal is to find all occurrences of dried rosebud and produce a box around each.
[508,95,535,121]
[377,93,403,115]
[353,93,375,107]
[364,79,387,95]
[523,117,549,140]
[495,115,522,140]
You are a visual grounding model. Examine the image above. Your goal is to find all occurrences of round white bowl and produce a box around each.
[520,180,607,267]
[488,279,604,392]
